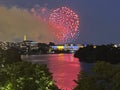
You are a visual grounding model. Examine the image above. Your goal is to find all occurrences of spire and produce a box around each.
[24,34,27,41]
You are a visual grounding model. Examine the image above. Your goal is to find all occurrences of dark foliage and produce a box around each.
[0,47,21,65]
[74,61,120,90]
[0,62,59,90]
[74,44,120,64]
[37,43,50,54]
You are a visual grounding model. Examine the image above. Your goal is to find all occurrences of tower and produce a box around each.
[24,34,27,41]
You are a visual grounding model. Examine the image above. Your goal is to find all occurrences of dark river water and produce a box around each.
[22,54,84,90]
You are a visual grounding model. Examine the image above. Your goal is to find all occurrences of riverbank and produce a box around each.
[74,44,120,64]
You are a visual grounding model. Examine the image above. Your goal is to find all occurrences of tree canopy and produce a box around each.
[74,61,120,90]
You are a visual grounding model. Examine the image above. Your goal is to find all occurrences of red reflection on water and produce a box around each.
[48,54,81,90]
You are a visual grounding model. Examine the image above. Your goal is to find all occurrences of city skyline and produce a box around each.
[0,0,120,44]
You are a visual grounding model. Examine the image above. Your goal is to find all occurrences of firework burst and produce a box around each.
[31,6,80,43]
[49,6,80,43]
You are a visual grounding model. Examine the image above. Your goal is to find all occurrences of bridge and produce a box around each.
[51,44,85,52]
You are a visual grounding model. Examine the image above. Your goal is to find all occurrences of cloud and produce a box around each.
[0,6,55,43]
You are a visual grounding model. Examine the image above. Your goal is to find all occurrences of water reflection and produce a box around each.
[22,54,80,90]
[47,54,80,90]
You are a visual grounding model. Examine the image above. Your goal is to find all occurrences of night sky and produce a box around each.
[0,0,120,44]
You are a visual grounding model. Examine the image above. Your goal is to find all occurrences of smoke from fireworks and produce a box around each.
[31,6,79,43]
[0,6,55,43]
[31,5,51,22]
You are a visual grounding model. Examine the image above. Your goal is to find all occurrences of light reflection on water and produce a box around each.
[22,54,81,90]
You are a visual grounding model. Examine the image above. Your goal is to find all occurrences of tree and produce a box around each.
[0,47,21,66]
[49,42,55,46]
[74,44,120,64]
[38,43,50,54]
[0,47,59,90]
[0,61,59,90]
[74,61,120,90]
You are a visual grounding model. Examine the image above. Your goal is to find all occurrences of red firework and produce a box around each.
[49,6,79,42]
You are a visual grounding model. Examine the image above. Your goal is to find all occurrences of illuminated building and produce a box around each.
[57,46,64,50]
[51,44,84,51]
